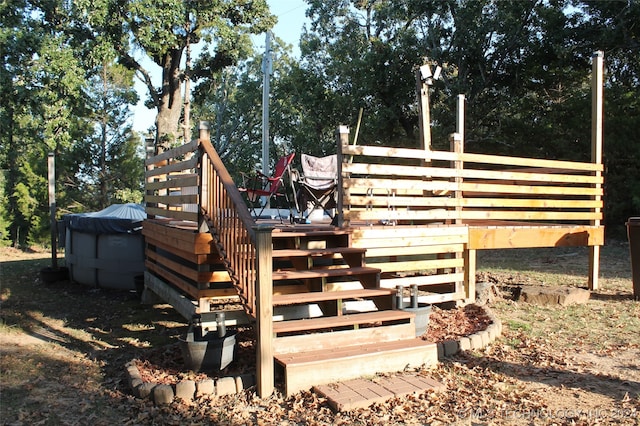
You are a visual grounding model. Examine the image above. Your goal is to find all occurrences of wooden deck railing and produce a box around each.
[199,137,258,318]
[339,138,603,227]
[144,126,259,318]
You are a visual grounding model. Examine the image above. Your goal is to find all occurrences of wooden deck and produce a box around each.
[141,56,605,397]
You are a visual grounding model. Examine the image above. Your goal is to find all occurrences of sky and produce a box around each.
[131,0,310,134]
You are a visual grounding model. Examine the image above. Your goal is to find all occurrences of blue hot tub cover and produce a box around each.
[62,203,146,235]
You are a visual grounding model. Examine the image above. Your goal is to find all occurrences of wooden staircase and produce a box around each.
[266,227,438,396]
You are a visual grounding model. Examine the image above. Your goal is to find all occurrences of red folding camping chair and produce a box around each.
[239,153,296,221]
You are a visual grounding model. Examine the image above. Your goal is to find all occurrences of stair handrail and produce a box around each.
[198,133,258,317]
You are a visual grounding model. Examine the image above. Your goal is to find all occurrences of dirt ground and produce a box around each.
[1,242,639,425]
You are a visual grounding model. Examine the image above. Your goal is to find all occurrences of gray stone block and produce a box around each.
[175,380,196,402]
[458,337,471,351]
[197,379,215,396]
[469,333,483,350]
[137,382,156,399]
[443,340,460,356]
[216,377,236,396]
[235,374,255,391]
[153,384,174,405]
[480,330,490,347]
[130,378,143,391]
[436,343,445,359]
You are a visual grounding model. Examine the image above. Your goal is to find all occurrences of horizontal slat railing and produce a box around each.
[145,140,200,222]
[199,138,258,317]
[341,144,604,226]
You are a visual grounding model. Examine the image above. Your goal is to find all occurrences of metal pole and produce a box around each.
[48,152,57,270]
[261,32,272,208]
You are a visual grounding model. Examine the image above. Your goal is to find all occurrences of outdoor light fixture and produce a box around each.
[419,63,442,85]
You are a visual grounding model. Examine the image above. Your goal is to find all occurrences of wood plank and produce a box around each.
[277,338,438,396]
[349,209,601,222]
[272,310,414,334]
[272,288,396,306]
[364,243,464,257]
[145,140,198,167]
[146,156,199,178]
[370,257,464,273]
[468,225,605,249]
[146,175,199,191]
[343,144,603,171]
[272,247,366,259]
[145,193,198,205]
[379,272,465,288]
[144,230,215,256]
[146,206,199,222]
[146,250,230,283]
[272,266,380,281]
[145,260,199,299]
[344,162,602,184]
[345,195,602,209]
[144,236,219,264]
[273,323,416,355]
[350,224,468,240]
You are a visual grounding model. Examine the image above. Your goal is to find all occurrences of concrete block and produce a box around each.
[130,378,143,391]
[480,330,490,347]
[153,384,174,405]
[136,382,156,399]
[458,337,471,351]
[443,340,460,356]
[175,380,196,402]
[196,379,215,396]
[216,377,237,396]
[469,333,483,350]
[235,374,255,391]
[436,343,445,359]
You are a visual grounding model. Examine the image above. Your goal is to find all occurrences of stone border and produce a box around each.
[435,305,502,359]
[125,306,501,404]
[125,360,255,405]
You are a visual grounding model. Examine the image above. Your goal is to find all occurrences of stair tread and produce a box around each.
[272,247,366,258]
[272,228,351,238]
[272,288,395,305]
[272,266,380,281]
[274,337,433,365]
[272,309,414,334]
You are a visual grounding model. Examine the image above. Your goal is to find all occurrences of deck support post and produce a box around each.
[254,225,274,397]
[589,51,604,291]
[336,125,350,228]
[464,248,476,303]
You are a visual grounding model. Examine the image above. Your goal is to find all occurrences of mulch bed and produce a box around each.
[134,304,492,386]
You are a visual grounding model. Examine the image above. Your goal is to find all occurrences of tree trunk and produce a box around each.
[156,48,184,152]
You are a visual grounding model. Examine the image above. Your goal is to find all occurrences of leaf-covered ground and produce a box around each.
[1,244,639,425]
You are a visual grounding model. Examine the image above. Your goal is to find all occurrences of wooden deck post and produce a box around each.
[464,248,476,303]
[254,224,274,397]
[416,70,431,152]
[589,51,604,291]
[198,121,210,233]
[336,125,349,228]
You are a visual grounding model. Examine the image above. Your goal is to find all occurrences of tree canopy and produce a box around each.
[1,0,638,247]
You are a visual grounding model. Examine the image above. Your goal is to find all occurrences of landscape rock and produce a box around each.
[175,380,196,402]
[475,282,499,305]
[196,379,215,396]
[216,377,236,396]
[518,285,590,306]
[153,384,174,405]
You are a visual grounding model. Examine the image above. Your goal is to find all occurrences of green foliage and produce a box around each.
[269,0,639,232]
[76,0,276,147]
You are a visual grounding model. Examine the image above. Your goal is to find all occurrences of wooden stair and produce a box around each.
[268,227,438,396]
[275,338,438,396]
